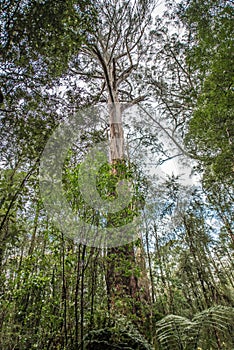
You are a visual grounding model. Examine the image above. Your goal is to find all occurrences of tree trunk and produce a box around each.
[105,62,149,319]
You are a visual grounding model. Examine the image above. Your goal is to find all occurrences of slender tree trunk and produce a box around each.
[61,233,68,347]
[28,202,40,255]
[145,222,155,304]
[80,245,86,350]
[75,244,81,348]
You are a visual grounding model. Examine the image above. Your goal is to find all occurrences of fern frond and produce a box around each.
[155,306,234,350]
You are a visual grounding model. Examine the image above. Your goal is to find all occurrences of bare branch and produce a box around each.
[121,95,148,111]
[138,104,191,157]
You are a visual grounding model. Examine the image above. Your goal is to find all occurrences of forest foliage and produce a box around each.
[0,0,233,349]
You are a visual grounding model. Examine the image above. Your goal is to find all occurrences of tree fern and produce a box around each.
[156,305,234,350]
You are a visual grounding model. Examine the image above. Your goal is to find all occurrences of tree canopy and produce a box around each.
[0,1,233,349]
